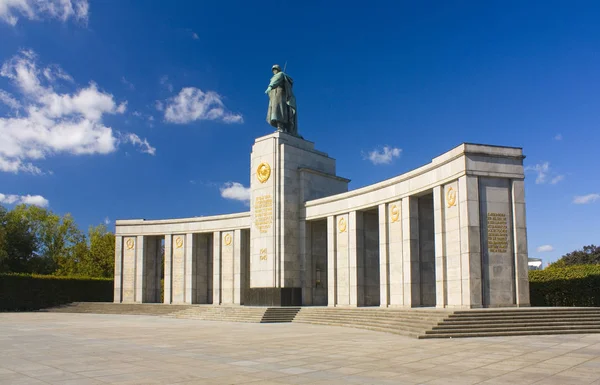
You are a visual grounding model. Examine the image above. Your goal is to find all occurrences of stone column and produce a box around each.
[433,186,447,308]
[378,204,389,307]
[113,236,123,303]
[458,175,483,308]
[163,235,172,304]
[122,236,136,303]
[387,201,403,306]
[134,235,144,303]
[327,216,337,307]
[402,197,419,307]
[185,233,194,304]
[233,229,243,305]
[301,221,312,305]
[512,179,530,306]
[349,211,364,306]
[212,231,222,305]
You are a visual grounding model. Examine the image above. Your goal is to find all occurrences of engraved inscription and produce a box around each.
[487,212,508,253]
[254,194,273,233]
[259,248,267,261]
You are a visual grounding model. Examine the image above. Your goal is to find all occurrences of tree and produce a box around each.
[0,205,37,273]
[79,225,115,278]
[550,245,600,268]
[10,204,84,274]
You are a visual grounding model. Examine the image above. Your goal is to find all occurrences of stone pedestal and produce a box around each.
[249,132,348,305]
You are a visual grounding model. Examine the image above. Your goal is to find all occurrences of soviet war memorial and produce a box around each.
[114,64,531,311]
[2,2,600,385]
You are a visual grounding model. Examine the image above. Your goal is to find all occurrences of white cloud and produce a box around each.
[0,49,153,174]
[192,32,199,40]
[0,0,88,26]
[121,76,135,91]
[363,146,402,165]
[573,194,600,205]
[536,245,554,253]
[0,89,20,109]
[121,133,156,155]
[525,162,564,185]
[159,75,173,93]
[525,162,549,184]
[554,134,563,141]
[163,87,243,124]
[0,193,48,207]
[220,182,250,203]
[104,216,110,225]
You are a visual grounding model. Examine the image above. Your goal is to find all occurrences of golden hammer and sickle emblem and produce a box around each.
[257,162,271,183]
[224,233,232,246]
[446,187,457,208]
[125,238,134,250]
[390,205,400,223]
[338,217,347,233]
[175,236,184,249]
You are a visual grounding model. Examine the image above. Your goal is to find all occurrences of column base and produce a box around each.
[245,288,302,306]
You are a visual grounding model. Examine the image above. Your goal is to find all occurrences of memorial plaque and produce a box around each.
[254,194,273,233]
[487,212,508,253]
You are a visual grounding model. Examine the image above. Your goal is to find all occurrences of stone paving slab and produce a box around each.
[0,313,599,385]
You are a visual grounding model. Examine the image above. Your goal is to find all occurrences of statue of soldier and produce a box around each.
[265,64,298,136]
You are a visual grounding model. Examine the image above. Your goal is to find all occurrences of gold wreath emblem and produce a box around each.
[257,162,271,183]
[175,236,184,249]
[224,233,232,246]
[446,187,457,208]
[390,204,400,223]
[125,238,135,250]
[338,217,347,233]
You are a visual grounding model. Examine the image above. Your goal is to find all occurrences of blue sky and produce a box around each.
[0,1,599,266]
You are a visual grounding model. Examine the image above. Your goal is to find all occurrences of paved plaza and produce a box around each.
[0,313,599,385]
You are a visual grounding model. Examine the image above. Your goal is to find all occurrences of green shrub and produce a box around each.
[0,273,113,311]
[529,265,600,307]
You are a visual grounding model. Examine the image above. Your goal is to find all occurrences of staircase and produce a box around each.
[421,307,600,338]
[168,306,301,323]
[44,303,600,339]
[293,307,451,338]
[43,302,191,316]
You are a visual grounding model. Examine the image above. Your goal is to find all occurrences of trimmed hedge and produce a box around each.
[0,274,113,311]
[529,265,600,307]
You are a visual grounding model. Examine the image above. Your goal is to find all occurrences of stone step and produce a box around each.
[450,310,600,317]
[431,324,600,333]
[294,316,441,329]
[420,329,600,339]
[294,318,433,334]
[441,317,600,325]
[293,319,423,338]
[445,315,600,322]
[295,311,447,322]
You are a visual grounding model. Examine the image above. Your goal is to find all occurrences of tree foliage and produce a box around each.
[550,244,600,268]
[0,204,114,278]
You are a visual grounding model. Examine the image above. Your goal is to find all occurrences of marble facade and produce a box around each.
[114,133,530,308]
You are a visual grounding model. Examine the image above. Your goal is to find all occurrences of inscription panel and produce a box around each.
[254,194,273,233]
[487,213,508,253]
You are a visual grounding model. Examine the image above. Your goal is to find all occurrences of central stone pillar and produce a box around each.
[246,132,348,306]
